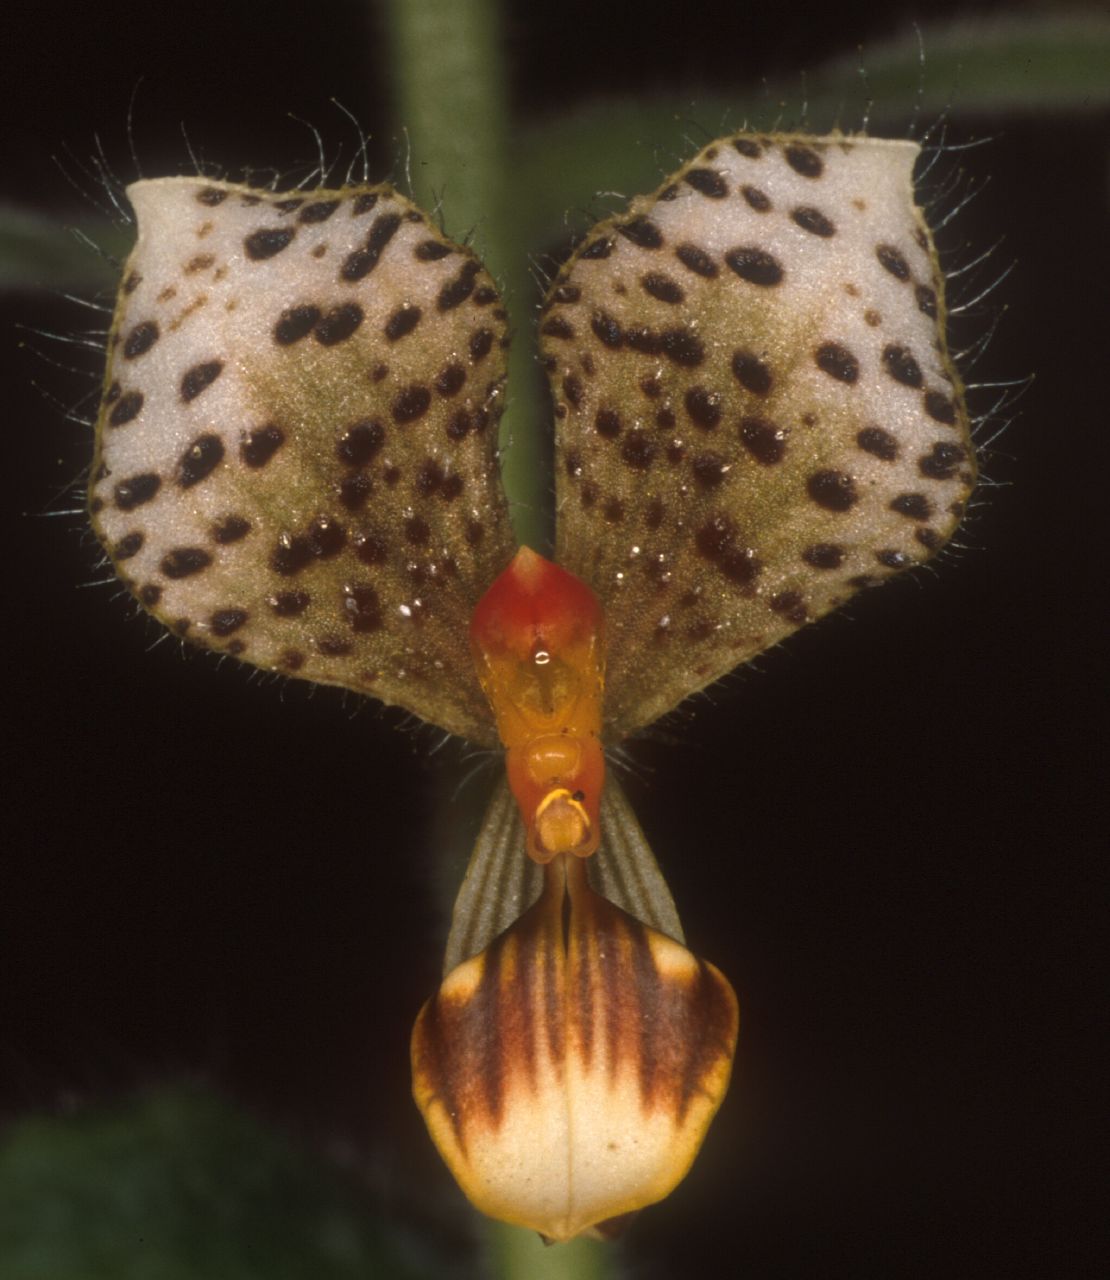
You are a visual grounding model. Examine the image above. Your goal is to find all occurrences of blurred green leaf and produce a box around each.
[511,12,1110,249]
[0,204,128,293]
[0,1087,445,1280]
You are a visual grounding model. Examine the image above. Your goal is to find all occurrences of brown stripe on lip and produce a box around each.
[411,855,737,1241]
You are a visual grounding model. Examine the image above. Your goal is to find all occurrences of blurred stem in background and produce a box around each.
[384,0,550,555]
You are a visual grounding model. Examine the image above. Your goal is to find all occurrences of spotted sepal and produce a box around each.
[90,178,516,743]
[543,133,976,739]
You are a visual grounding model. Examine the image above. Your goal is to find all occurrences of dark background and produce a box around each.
[1,0,1103,1275]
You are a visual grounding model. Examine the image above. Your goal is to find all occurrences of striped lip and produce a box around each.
[411,855,738,1241]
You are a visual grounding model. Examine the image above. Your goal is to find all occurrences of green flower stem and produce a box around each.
[487,1220,614,1280]
[384,3,611,1274]
[383,0,549,552]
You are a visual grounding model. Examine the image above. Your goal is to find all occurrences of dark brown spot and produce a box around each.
[684,386,721,430]
[337,419,385,466]
[339,472,373,511]
[621,431,656,469]
[890,492,932,521]
[446,408,472,440]
[645,498,665,530]
[684,168,728,198]
[785,144,823,178]
[245,227,295,260]
[639,375,662,399]
[344,583,383,632]
[434,363,467,398]
[731,350,773,396]
[405,516,431,545]
[298,199,340,223]
[581,238,613,260]
[807,470,858,511]
[769,591,807,624]
[915,284,938,318]
[240,425,285,468]
[123,321,159,359]
[924,389,957,425]
[114,472,161,511]
[122,271,141,294]
[340,211,403,281]
[160,547,212,579]
[661,328,705,367]
[180,360,224,403]
[436,259,481,311]
[415,239,451,261]
[591,310,623,348]
[353,530,388,565]
[108,390,144,427]
[603,497,625,523]
[883,344,923,388]
[440,474,464,501]
[314,303,364,345]
[392,385,432,424]
[469,328,495,362]
[384,305,422,341]
[306,516,346,558]
[918,441,967,480]
[113,532,144,560]
[104,382,120,406]
[815,342,859,383]
[618,217,663,249]
[414,458,444,496]
[740,416,786,465]
[725,247,783,286]
[177,434,224,488]
[641,272,685,304]
[674,243,718,278]
[876,549,910,570]
[916,528,942,551]
[720,546,760,588]
[563,374,584,408]
[274,304,322,344]
[271,536,312,576]
[269,590,310,617]
[792,206,835,237]
[857,426,899,461]
[692,451,729,488]
[210,608,248,636]
[625,327,661,355]
[595,408,622,438]
[212,515,251,544]
[802,543,845,570]
[139,584,161,606]
[741,185,772,212]
[876,243,911,281]
[280,650,305,671]
[273,197,305,214]
[196,187,228,207]
[695,513,735,559]
[732,137,762,159]
[542,315,575,343]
